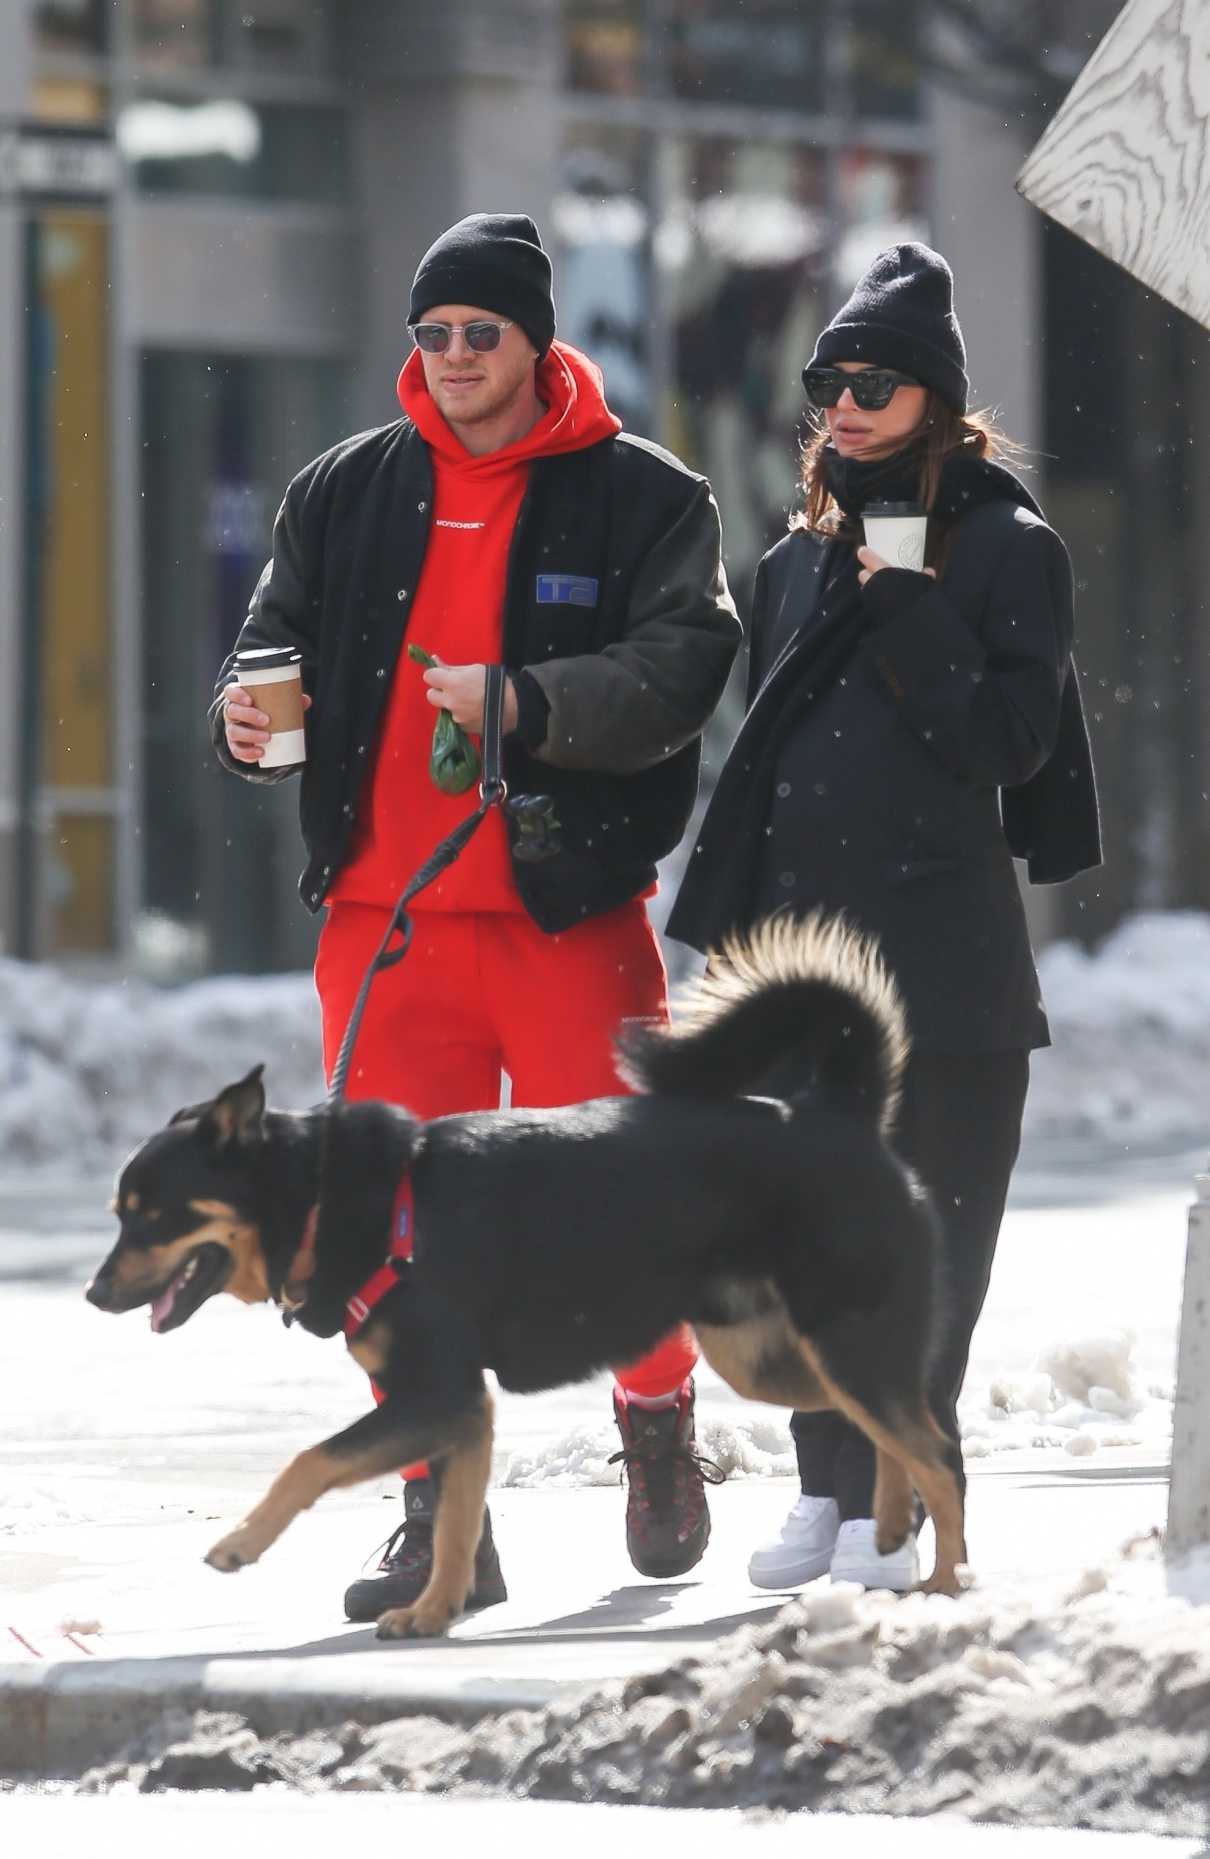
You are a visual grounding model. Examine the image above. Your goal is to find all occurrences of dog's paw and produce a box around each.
[205,1526,263,1573]
[915,1569,962,1598]
[375,1598,459,1640]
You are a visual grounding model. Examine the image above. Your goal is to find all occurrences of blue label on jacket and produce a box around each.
[536,573,599,607]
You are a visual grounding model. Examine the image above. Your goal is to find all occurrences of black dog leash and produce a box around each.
[327,663,509,1103]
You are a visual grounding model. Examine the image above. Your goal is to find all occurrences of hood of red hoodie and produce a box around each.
[396,339,621,476]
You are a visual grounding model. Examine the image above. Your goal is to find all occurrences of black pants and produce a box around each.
[791,1049,1031,1522]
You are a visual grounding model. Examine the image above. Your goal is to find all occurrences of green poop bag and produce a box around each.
[407,643,481,796]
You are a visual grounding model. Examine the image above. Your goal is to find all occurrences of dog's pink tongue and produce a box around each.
[149,1284,176,1333]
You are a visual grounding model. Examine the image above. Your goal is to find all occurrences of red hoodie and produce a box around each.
[330,342,621,913]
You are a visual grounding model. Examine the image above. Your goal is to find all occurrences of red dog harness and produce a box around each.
[344,1172,415,1341]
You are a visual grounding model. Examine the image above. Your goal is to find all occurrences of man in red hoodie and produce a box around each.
[212,213,739,1623]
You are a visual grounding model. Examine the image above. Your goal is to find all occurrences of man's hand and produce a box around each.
[223,683,313,763]
[856,546,937,589]
[423,660,519,735]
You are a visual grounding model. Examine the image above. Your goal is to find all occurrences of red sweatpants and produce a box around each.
[315,900,699,1473]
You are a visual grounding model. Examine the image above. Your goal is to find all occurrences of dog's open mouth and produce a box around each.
[149,1242,232,1333]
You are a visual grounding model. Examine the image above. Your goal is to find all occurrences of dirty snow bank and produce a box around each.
[1,910,1209,1174]
[68,1542,1210,1833]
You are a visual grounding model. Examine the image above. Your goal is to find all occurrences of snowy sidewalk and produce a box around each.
[1,1153,1205,1837]
[2,1795,1204,1856]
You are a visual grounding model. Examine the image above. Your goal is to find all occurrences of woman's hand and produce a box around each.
[856,546,937,589]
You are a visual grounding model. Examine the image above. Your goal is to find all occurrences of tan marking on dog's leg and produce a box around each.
[376,1397,495,1641]
[872,1448,914,1555]
[205,1441,386,1570]
[795,1335,966,1596]
[694,1317,830,1412]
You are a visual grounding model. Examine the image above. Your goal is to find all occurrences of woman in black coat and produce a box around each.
[668,243,1100,1592]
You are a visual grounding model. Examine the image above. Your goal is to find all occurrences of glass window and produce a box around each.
[34,1,108,55]
[659,135,829,592]
[662,0,826,112]
[554,125,652,433]
[221,0,327,73]
[844,0,922,120]
[117,97,350,203]
[139,351,346,975]
[834,147,928,290]
[564,0,646,95]
[134,0,216,72]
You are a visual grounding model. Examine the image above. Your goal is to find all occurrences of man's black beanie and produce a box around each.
[408,212,556,359]
[806,242,969,412]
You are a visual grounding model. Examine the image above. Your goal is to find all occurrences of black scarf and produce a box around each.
[823,441,1046,529]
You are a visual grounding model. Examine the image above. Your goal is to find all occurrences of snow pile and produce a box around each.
[958,1327,1174,1462]
[503,1414,797,1489]
[69,1542,1210,1833]
[1,907,1209,1172]
[0,963,325,1170]
[1026,910,1210,1154]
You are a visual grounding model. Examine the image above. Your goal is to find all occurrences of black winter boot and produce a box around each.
[342,1475,508,1623]
[610,1380,724,1579]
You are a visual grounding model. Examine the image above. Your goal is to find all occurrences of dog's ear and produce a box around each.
[196,1065,267,1150]
[169,1099,212,1127]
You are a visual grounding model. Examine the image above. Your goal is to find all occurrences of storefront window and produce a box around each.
[554,125,652,432]
[35,1,108,54]
[140,352,345,974]
[662,0,825,112]
[845,0,921,120]
[133,0,216,72]
[117,97,349,203]
[564,0,646,95]
[222,0,327,73]
[659,135,829,591]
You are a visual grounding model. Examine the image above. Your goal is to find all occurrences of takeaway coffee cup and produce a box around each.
[233,645,306,768]
[862,501,928,574]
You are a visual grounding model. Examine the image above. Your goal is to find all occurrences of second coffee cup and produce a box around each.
[234,646,306,768]
[862,501,928,574]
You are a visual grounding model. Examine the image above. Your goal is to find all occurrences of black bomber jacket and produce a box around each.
[209,418,740,932]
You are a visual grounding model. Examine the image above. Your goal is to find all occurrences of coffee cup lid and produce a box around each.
[235,645,302,671]
[862,501,925,518]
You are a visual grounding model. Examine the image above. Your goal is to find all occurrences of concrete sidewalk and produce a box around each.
[2,1794,1204,1856]
[0,1457,1169,1776]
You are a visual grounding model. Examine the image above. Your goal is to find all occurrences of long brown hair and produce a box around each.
[792,395,1027,569]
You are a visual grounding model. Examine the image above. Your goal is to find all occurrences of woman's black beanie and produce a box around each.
[408,212,556,359]
[806,242,969,412]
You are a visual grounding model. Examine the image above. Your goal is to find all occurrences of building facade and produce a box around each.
[0,0,1172,978]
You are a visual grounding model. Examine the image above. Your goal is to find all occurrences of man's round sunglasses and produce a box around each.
[802,366,921,411]
[411,318,513,355]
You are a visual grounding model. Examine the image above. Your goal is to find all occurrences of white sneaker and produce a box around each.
[829,1517,919,1592]
[747,1494,840,1589]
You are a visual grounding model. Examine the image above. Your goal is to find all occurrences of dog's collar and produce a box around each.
[280,1204,321,1320]
[344,1171,414,1341]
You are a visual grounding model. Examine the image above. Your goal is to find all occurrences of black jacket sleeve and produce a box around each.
[860,517,1073,791]
[525,480,740,775]
[208,473,320,785]
[744,555,770,708]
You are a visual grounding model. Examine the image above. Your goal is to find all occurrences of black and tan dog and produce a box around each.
[85,913,966,1637]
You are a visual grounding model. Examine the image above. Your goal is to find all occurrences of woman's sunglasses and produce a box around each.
[411,319,513,354]
[802,366,920,411]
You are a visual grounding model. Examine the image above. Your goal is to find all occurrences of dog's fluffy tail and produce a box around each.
[619,911,907,1132]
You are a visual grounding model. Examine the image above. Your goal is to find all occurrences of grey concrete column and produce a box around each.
[926,57,1054,948]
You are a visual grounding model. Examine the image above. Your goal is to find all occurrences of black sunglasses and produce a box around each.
[412,319,513,354]
[802,366,921,411]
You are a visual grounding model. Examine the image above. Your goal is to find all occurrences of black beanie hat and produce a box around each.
[806,242,968,412]
[408,212,556,359]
